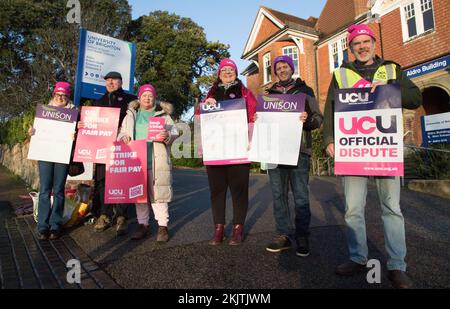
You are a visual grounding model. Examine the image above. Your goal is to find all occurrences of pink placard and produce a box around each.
[74,107,120,164]
[105,140,147,204]
[334,162,404,176]
[148,117,165,142]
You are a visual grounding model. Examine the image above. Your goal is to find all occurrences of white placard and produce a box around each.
[249,94,305,166]
[28,105,78,164]
[200,99,250,165]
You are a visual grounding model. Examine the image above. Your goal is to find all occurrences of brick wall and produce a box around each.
[245,39,317,97]
[317,45,332,112]
[381,0,450,68]
[252,17,281,50]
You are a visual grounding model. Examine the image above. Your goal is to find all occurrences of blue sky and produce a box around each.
[128,0,327,76]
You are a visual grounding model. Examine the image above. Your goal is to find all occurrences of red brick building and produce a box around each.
[242,0,450,145]
[241,6,319,97]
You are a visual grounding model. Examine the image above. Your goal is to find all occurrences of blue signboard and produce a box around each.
[405,55,449,79]
[421,112,450,147]
[74,28,136,105]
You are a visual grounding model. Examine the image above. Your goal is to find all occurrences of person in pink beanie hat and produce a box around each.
[347,24,376,45]
[138,84,156,99]
[52,81,71,98]
[322,23,422,289]
[28,81,77,241]
[217,58,238,74]
[117,83,179,242]
[194,58,257,246]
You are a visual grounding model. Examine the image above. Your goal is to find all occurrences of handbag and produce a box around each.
[68,121,84,177]
[68,160,85,177]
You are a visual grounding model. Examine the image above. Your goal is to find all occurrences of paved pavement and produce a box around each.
[1,166,449,289]
[0,166,119,289]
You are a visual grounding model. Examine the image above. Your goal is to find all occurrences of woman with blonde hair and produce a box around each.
[29,81,76,240]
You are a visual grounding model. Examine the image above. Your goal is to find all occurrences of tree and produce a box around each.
[0,0,132,120]
[126,11,229,118]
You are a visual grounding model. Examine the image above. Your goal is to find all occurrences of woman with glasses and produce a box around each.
[196,59,257,246]
[28,81,77,240]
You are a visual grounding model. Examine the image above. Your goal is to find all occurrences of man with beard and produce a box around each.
[322,24,422,289]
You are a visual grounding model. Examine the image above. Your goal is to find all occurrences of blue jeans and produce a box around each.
[37,161,68,233]
[343,176,407,271]
[268,153,311,238]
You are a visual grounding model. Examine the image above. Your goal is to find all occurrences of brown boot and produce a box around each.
[156,226,169,243]
[208,224,225,246]
[229,224,244,246]
[388,270,413,289]
[116,216,128,236]
[335,261,367,276]
[131,224,150,240]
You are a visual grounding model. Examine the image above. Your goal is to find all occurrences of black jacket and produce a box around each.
[267,78,323,156]
[322,56,422,148]
[93,88,137,128]
[93,88,137,180]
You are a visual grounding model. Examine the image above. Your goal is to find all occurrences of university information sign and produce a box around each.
[421,112,450,146]
[74,29,136,104]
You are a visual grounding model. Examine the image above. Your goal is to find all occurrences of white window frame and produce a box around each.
[263,52,271,84]
[420,0,435,32]
[341,37,349,63]
[400,0,435,42]
[328,35,348,72]
[282,46,300,78]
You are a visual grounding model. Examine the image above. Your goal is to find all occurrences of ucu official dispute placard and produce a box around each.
[200,98,250,165]
[334,85,404,176]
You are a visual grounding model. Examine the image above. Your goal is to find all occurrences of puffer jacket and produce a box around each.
[117,100,179,203]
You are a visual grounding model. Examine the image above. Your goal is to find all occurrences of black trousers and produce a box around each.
[206,164,250,225]
[92,165,128,219]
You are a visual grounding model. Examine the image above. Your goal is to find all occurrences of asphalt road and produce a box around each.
[68,168,450,289]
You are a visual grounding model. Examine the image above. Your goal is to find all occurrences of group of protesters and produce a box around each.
[29,24,422,289]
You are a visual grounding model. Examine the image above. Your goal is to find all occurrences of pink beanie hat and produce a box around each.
[53,81,71,96]
[138,84,156,99]
[218,59,238,73]
[348,24,376,44]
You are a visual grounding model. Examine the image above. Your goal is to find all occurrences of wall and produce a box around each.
[0,142,39,190]
[381,0,450,68]
[247,38,317,96]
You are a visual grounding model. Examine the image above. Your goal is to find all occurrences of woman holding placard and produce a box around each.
[196,59,257,246]
[118,84,178,242]
[28,81,76,241]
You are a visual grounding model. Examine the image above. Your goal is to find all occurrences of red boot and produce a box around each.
[229,224,244,246]
[208,224,225,245]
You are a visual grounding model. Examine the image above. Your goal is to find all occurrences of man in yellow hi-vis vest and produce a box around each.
[323,24,422,289]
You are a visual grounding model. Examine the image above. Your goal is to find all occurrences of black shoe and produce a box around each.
[49,230,61,240]
[295,236,310,257]
[266,235,292,253]
[37,231,49,241]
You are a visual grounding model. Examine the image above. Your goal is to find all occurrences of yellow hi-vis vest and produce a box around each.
[334,63,397,89]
